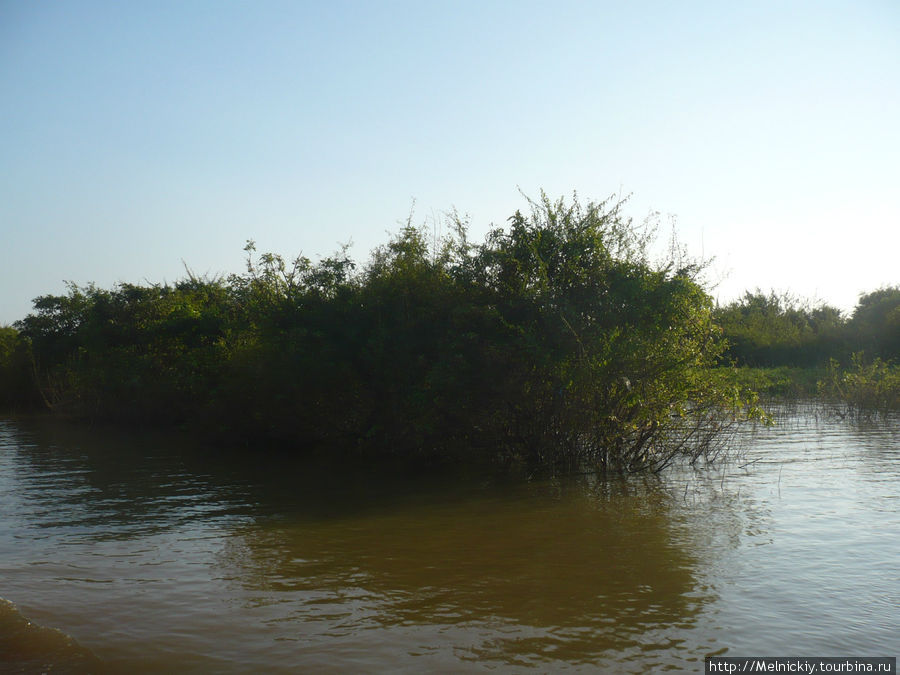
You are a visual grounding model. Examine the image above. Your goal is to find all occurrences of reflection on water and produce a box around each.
[0,404,898,672]
[219,477,712,670]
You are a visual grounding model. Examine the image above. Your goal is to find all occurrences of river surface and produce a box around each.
[1,404,898,672]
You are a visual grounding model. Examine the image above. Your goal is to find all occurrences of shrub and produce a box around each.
[11,192,767,471]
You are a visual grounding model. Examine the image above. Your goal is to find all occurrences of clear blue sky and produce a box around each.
[2,0,898,324]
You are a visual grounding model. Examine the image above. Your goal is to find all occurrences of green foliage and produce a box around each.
[817,353,900,414]
[6,192,769,470]
[714,291,846,367]
[717,366,823,398]
[849,286,900,361]
[13,278,232,421]
[0,325,38,409]
[716,286,900,371]
[453,193,766,470]
[713,286,899,413]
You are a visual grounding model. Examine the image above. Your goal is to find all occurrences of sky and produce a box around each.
[2,0,898,324]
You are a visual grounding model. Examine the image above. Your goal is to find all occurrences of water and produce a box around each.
[1,404,898,672]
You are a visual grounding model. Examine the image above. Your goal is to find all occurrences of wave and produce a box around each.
[0,598,104,674]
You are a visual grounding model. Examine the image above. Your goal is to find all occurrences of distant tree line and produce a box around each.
[714,288,900,368]
[0,194,766,471]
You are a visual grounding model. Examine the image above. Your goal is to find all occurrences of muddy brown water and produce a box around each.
[1,404,897,672]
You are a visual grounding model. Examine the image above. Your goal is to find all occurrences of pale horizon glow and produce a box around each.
[2,1,898,324]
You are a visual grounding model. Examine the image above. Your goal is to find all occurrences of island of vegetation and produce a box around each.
[1,193,897,471]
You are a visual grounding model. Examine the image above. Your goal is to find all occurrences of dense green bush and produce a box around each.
[6,193,770,470]
[0,325,37,408]
[818,353,900,414]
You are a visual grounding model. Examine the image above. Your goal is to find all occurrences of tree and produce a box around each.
[850,287,900,361]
